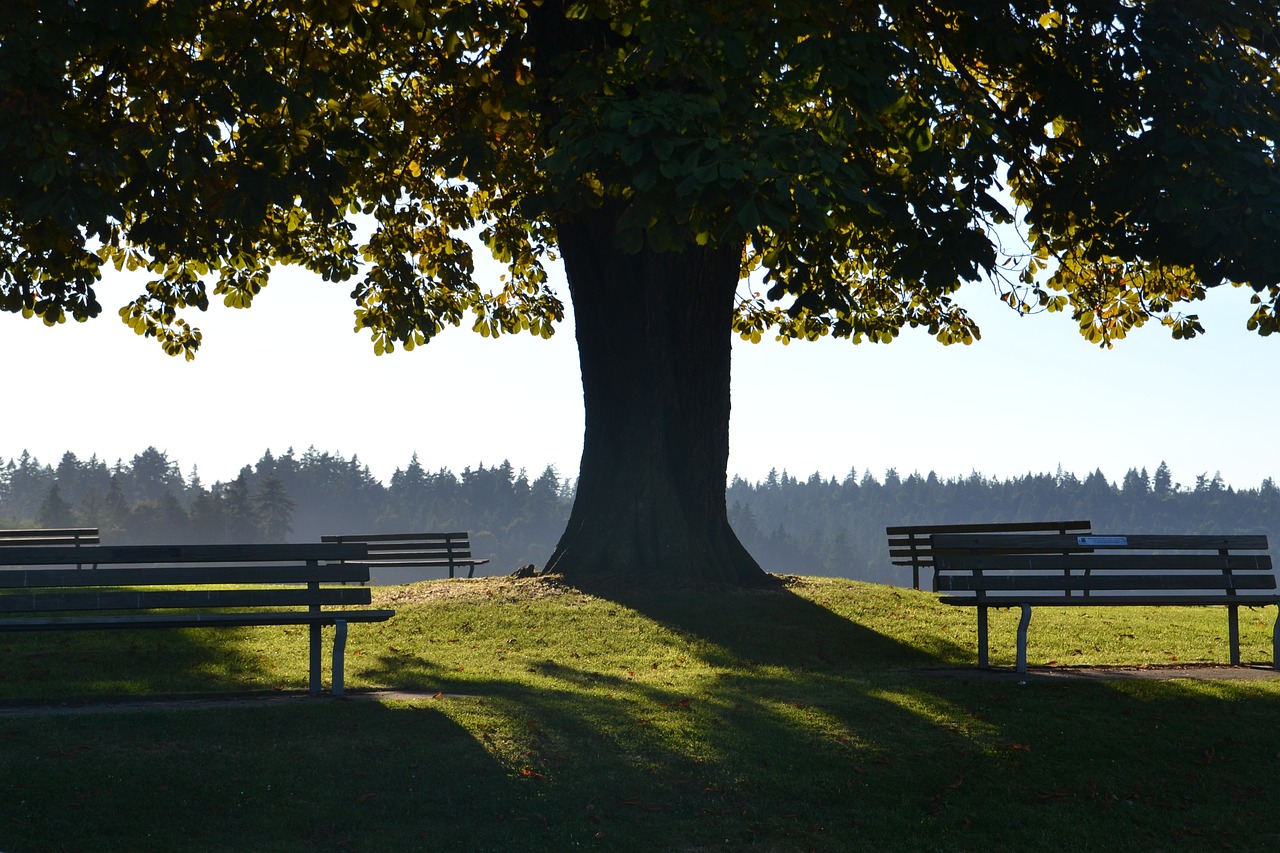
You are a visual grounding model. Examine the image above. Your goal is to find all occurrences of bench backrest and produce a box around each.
[0,542,372,616]
[932,533,1274,600]
[0,528,100,547]
[886,520,1091,590]
[321,532,479,579]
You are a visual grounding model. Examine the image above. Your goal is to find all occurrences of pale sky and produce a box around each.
[3,254,1276,491]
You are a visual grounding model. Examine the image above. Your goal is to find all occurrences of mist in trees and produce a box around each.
[2,448,1276,586]
[728,465,1280,585]
[1,447,572,573]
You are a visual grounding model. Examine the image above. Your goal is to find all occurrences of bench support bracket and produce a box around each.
[309,623,322,695]
[1228,605,1241,666]
[332,619,348,697]
[977,607,988,669]
[1273,606,1280,672]
[1016,605,1032,674]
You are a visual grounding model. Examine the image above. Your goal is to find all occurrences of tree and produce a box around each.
[252,473,297,541]
[3,2,1279,587]
[36,483,75,528]
[124,447,185,505]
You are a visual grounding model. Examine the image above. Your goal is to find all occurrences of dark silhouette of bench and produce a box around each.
[886,520,1091,590]
[0,542,393,695]
[0,527,99,546]
[322,532,489,580]
[932,532,1277,673]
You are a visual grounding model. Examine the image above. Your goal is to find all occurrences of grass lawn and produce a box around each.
[1,576,1278,851]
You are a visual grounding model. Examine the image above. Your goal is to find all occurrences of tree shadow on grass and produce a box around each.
[572,577,955,671]
[7,581,1280,850]
[357,629,1280,850]
[0,623,356,703]
[0,699,535,851]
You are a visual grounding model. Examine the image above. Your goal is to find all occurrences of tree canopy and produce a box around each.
[4,1,1279,585]
[5,1,1278,349]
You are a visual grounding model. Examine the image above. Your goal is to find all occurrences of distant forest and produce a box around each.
[2,447,1278,587]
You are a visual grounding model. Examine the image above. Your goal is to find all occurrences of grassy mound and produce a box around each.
[1,576,1278,850]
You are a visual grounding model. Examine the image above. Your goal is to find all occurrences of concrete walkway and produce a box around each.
[0,688,446,717]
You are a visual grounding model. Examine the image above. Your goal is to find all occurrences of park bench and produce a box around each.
[932,532,1278,673]
[0,542,393,695]
[0,527,100,547]
[886,520,1091,590]
[321,531,489,581]
[0,528,101,569]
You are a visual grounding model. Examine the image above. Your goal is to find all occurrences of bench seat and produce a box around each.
[322,531,489,581]
[0,527,100,547]
[0,543,394,695]
[886,520,1091,590]
[933,533,1278,673]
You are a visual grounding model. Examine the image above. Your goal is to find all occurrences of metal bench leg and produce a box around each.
[1273,606,1279,672]
[1016,605,1032,674]
[977,607,989,669]
[332,619,348,697]
[309,623,322,695]
[1228,605,1241,666]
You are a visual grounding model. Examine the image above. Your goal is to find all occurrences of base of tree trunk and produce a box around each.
[544,204,774,591]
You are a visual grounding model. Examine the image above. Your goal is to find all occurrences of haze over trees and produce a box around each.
[1,448,571,571]
[3,448,1276,588]
[3,3,1278,587]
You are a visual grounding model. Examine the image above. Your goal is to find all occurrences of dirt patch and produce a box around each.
[372,574,585,606]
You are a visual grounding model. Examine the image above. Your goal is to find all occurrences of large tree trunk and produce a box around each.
[545,203,770,589]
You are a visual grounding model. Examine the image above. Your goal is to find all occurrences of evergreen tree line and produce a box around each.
[2,450,1278,585]
[729,464,1280,585]
[0,448,572,573]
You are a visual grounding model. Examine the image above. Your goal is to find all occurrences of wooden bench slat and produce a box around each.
[939,595,1280,608]
[886,520,1092,535]
[0,587,373,614]
[0,542,368,567]
[363,551,476,561]
[938,574,1278,593]
[932,533,1270,552]
[323,531,471,544]
[363,544,474,553]
[0,609,396,632]
[937,554,1272,572]
[0,564,371,589]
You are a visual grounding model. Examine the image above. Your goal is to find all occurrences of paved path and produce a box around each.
[0,689,446,717]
